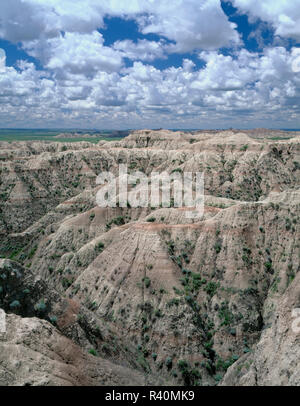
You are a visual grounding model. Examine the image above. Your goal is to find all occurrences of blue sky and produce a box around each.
[0,3,278,70]
[0,0,300,129]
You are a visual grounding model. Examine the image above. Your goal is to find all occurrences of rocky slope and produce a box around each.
[0,129,299,386]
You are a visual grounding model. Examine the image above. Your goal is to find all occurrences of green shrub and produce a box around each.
[96,242,105,252]
[147,217,156,223]
[167,298,180,307]
[214,243,222,254]
[106,216,126,229]
[89,348,98,357]
[171,168,183,174]
[9,300,21,309]
[264,262,273,273]
[34,300,47,313]
[154,309,163,318]
[177,359,189,370]
[214,373,223,382]
[204,281,218,297]
[166,357,173,369]
[143,277,151,288]
[49,315,58,325]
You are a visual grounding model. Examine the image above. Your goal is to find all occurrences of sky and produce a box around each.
[0,0,300,129]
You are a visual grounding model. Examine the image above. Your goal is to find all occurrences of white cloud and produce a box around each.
[0,0,58,42]
[0,62,41,107]
[1,45,300,128]
[291,48,300,73]
[0,0,242,84]
[24,31,123,74]
[136,0,240,52]
[1,42,300,128]
[232,0,300,40]
[0,0,240,52]
[113,39,166,61]
[0,0,107,42]
[192,50,257,91]
[0,1,299,128]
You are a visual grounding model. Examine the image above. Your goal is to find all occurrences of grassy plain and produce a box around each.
[0,129,123,143]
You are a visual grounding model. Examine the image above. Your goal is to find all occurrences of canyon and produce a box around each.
[0,129,299,386]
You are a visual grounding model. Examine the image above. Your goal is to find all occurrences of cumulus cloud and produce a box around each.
[0,1,299,128]
[24,31,123,74]
[0,0,106,42]
[0,0,240,51]
[0,0,60,43]
[136,0,240,52]
[0,62,42,113]
[113,39,166,62]
[232,0,300,40]
[192,50,257,91]
[0,1,241,79]
[1,44,300,128]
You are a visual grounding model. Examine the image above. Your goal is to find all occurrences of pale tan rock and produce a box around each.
[0,129,299,386]
[0,313,145,386]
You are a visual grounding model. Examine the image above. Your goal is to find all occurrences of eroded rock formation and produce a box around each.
[0,129,299,386]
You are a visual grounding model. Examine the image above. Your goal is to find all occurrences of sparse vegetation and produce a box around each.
[0,128,298,387]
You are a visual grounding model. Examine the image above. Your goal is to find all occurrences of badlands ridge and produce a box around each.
[0,129,299,386]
